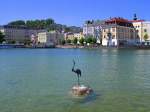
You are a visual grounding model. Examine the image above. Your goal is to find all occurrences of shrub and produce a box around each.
[79,38,85,45]
[73,38,78,45]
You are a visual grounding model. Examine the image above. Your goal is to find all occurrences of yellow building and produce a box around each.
[143,22,150,42]
[74,32,84,40]
[65,32,84,41]
[102,18,136,46]
[132,20,150,43]
[64,33,74,40]
[38,31,63,45]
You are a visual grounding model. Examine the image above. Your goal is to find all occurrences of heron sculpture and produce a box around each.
[72,60,82,86]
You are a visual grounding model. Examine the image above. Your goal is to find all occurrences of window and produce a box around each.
[112,28,115,32]
[112,35,115,39]
[130,29,133,33]
[144,29,147,32]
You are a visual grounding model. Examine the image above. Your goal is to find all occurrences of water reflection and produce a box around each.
[70,92,100,104]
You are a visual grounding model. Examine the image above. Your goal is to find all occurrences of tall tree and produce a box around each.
[144,34,149,41]
[46,18,55,26]
[92,38,97,44]
[73,38,78,45]
[85,36,93,44]
[64,27,71,33]
[66,39,71,44]
[79,38,85,45]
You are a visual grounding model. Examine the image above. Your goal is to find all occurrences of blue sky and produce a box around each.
[0,0,149,26]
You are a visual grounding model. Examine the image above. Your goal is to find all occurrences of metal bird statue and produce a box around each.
[72,60,82,86]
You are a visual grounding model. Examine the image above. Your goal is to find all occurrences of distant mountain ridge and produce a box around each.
[6,18,82,33]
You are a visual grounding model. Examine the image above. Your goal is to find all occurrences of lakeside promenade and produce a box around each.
[1,43,150,49]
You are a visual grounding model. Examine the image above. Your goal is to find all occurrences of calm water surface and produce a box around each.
[0,48,150,112]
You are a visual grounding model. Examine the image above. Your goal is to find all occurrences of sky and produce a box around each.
[0,0,149,26]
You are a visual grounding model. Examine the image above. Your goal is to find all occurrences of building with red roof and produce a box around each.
[102,17,137,47]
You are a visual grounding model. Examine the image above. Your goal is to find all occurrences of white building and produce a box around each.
[0,26,4,33]
[83,24,94,36]
[83,20,105,43]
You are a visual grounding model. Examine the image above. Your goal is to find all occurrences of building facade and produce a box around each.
[0,25,45,43]
[83,20,105,43]
[64,32,74,40]
[38,31,63,45]
[143,22,150,44]
[102,18,137,46]
[74,32,84,40]
[132,20,150,45]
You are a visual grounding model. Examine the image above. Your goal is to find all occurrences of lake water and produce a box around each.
[0,48,150,112]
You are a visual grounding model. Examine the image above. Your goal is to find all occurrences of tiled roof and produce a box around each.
[105,17,131,23]
[130,20,145,22]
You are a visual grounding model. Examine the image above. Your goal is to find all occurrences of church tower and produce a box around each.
[133,14,138,20]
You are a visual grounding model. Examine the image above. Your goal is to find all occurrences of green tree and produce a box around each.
[66,39,71,44]
[73,38,78,45]
[64,27,71,33]
[7,19,81,33]
[24,39,31,45]
[45,18,55,26]
[92,38,97,44]
[8,40,16,44]
[86,37,93,44]
[0,31,5,43]
[79,38,85,45]
[61,39,66,45]
[144,34,149,41]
